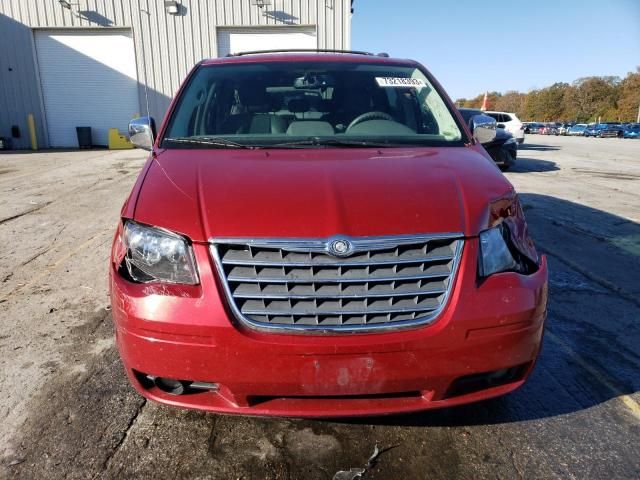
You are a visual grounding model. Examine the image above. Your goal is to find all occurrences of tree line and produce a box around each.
[455,68,639,123]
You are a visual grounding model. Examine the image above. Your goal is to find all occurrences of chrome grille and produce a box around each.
[210,234,464,333]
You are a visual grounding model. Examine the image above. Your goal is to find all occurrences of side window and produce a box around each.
[488,113,500,122]
[502,114,512,122]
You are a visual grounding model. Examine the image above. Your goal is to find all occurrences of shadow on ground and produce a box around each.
[519,142,561,151]
[508,156,559,173]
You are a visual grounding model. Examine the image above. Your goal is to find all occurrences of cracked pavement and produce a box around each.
[0,136,639,479]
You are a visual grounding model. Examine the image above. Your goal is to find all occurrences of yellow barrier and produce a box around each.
[27,114,38,150]
[108,128,134,149]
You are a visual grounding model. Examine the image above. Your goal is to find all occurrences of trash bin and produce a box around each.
[76,127,92,149]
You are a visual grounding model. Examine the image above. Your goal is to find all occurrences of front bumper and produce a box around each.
[110,240,548,417]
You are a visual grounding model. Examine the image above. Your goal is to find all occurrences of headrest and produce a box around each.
[287,98,311,113]
[238,84,268,107]
[286,121,335,136]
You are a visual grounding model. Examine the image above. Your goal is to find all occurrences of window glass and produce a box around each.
[163,61,465,148]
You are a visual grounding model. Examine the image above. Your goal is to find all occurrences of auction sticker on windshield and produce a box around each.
[375,77,426,88]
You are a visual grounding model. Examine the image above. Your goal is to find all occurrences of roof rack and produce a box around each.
[226,48,383,57]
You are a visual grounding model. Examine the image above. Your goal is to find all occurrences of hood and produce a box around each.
[132,146,512,242]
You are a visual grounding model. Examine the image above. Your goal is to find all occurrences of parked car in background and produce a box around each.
[598,124,624,138]
[484,111,525,143]
[112,51,547,417]
[540,124,557,135]
[623,124,640,139]
[568,124,587,136]
[459,108,517,170]
[557,123,575,135]
[525,122,544,134]
[583,124,600,137]
[585,123,623,138]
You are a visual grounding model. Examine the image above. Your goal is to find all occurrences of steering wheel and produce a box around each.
[346,111,395,131]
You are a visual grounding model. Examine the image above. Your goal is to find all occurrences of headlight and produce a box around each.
[122,221,198,284]
[478,223,517,277]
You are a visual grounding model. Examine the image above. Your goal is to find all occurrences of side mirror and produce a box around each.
[128,116,156,151]
[470,114,497,144]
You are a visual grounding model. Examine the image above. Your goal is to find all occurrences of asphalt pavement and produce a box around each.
[0,135,638,479]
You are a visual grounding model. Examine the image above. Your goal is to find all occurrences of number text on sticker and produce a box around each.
[375,77,426,88]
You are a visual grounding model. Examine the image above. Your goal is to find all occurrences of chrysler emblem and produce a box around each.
[328,238,352,257]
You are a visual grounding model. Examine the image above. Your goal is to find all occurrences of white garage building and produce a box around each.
[0,0,353,149]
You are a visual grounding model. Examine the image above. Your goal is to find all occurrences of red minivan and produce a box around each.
[110,51,548,417]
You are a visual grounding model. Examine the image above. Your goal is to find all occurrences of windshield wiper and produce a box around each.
[163,136,259,149]
[269,138,406,148]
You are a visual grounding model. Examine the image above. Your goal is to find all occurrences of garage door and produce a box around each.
[217,27,317,57]
[35,30,139,147]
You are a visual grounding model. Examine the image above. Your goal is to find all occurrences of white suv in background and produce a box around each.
[485,111,525,144]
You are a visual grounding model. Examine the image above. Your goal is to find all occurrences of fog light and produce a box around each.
[154,377,186,395]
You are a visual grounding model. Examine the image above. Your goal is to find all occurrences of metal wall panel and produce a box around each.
[0,5,48,149]
[0,0,352,148]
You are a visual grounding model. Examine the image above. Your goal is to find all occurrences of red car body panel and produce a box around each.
[134,146,506,242]
[110,53,548,417]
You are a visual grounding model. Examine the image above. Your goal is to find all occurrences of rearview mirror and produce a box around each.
[128,116,156,151]
[293,73,334,89]
[470,114,497,144]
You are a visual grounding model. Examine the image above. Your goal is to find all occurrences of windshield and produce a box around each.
[162,61,464,148]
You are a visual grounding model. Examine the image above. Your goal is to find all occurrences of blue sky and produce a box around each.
[352,0,640,100]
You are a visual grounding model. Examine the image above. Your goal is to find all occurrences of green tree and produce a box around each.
[456,92,501,110]
[455,71,637,122]
[616,68,640,121]
[522,90,544,121]
[564,76,620,122]
[494,91,526,116]
[537,83,570,121]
